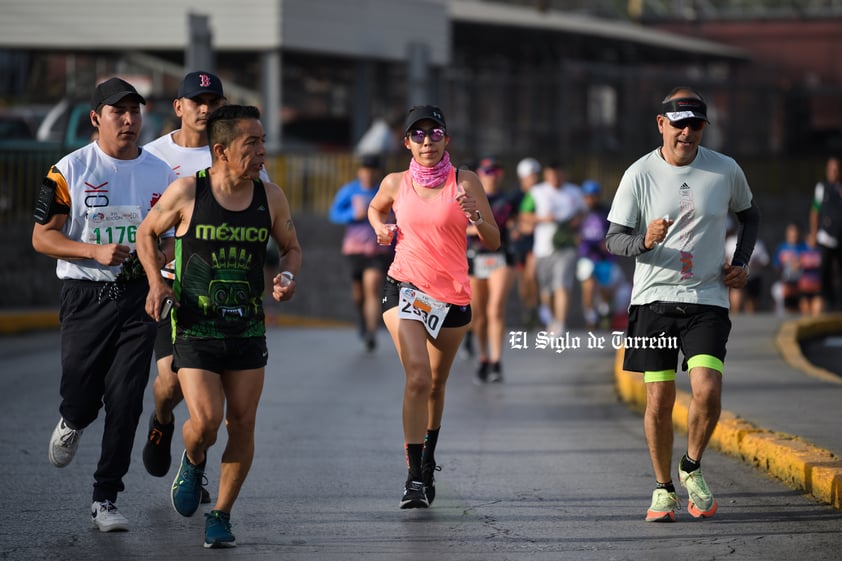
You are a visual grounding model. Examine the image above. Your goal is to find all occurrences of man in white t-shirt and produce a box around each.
[605,86,759,524]
[32,77,178,532]
[522,161,584,334]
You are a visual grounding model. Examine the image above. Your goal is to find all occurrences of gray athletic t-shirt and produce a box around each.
[607,146,753,308]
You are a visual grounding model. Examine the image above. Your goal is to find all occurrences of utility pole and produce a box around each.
[186,13,214,72]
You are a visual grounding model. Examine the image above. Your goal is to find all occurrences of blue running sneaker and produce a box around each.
[171,450,206,517]
[204,510,236,549]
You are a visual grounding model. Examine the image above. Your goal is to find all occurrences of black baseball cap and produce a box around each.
[91,77,146,110]
[404,105,446,134]
[178,71,224,99]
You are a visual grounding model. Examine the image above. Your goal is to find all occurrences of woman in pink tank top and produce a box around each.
[368,105,500,509]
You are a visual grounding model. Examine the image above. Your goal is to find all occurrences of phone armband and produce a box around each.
[33,177,60,224]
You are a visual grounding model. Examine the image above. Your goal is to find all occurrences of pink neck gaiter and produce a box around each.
[409,151,453,188]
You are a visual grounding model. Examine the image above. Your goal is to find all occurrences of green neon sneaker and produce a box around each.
[679,467,718,518]
[645,488,680,522]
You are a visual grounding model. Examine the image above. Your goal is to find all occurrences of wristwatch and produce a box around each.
[469,210,484,225]
[739,263,750,278]
[280,271,295,282]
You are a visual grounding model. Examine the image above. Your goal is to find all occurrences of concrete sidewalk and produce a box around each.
[4,308,841,511]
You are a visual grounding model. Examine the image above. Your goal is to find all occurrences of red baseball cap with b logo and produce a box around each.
[177,71,224,99]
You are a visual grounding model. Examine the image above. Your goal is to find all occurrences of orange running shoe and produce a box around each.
[679,467,718,518]
[645,488,680,522]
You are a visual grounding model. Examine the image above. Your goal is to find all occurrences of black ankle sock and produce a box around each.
[655,480,676,493]
[422,427,440,467]
[405,443,424,480]
[680,454,701,473]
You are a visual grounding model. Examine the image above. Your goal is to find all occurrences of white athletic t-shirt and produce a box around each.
[144,130,213,178]
[529,182,585,258]
[48,142,177,282]
[607,146,754,308]
[144,130,271,182]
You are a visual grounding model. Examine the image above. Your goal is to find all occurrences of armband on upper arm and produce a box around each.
[33,177,68,224]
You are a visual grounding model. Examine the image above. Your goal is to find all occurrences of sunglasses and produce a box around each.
[667,118,706,131]
[408,127,446,143]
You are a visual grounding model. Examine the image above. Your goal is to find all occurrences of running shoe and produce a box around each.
[146,417,211,501]
[204,510,236,548]
[488,361,503,383]
[171,450,206,517]
[645,488,680,522]
[399,479,429,509]
[364,331,377,352]
[474,361,489,384]
[48,418,82,468]
[142,413,174,477]
[91,500,129,532]
[421,464,441,505]
[679,467,718,518]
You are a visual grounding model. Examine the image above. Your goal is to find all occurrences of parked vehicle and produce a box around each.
[0,99,171,223]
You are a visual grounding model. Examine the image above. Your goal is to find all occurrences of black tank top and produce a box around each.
[173,168,271,340]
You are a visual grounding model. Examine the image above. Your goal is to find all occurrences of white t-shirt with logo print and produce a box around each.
[47,141,177,282]
[608,146,754,308]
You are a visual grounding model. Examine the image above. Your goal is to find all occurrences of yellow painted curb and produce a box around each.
[614,346,842,510]
[0,310,60,335]
[774,313,842,385]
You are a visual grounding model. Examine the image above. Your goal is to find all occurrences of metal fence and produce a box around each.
[0,151,365,226]
[1,145,824,225]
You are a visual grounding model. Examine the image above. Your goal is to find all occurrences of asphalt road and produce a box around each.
[2,325,842,561]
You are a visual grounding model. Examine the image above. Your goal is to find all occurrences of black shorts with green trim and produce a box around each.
[622,301,731,377]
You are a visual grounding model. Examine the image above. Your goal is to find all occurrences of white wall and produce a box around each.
[280,0,449,64]
[0,0,278,49]
[0,0,449,63]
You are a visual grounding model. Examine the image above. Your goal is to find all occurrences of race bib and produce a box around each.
[398,286,450,339]
[473,252,507,279]
[81,205,143,249]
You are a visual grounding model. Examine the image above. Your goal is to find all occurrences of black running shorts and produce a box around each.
[622,301,731,375]
[172,337,268,374]
[381,276,472,328]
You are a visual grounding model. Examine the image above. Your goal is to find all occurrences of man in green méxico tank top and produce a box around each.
[136,105,302,548]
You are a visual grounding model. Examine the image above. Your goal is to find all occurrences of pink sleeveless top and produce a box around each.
[388,167,471,305]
